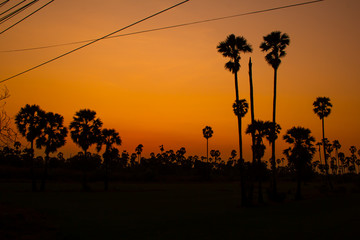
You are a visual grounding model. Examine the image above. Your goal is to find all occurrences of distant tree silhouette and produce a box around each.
[233,99,249,162]
[36,112,68,191]
[260,30,290,197]
[97,128,121,191]
[135,144,143,164]
[313,97,332,187]
[332,140,341,174]
[69,109,103,190]
[15,104,45,191]
[315,141,323,166]
[246,120,273,204]
[283,126,315,199]
[202,126,213,163]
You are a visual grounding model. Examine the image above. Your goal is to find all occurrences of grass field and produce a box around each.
[0,181,359,239]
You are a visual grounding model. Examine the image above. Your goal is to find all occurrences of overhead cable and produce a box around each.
[0,0,190,83]
[0,0,324,53]
[0,0,54,35]
[0,0,27,16]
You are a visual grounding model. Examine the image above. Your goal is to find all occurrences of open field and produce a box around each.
[1,181,360,239]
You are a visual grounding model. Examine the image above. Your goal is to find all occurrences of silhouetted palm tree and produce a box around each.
[260,31,290,197]
[283,126,315,199]
[15,104,45,191]
[69,109,103,190]
[36,112,68,191]
[332,140,341,174]
[246,120,273,204]
[97,128,121,191]
[248,58,256,165]
[202,126,213,163]
[217,34,252,206]
[313,97,332,186]
[135,144,143,164]
[233,99,249,162]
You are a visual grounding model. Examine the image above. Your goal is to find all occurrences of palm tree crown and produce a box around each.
[15,104,46,144]
[36,112,68,155]
[217,34,253,73]
[233,99,249,118]
[313,97,332,119]
[260,31,290,70]
[69,109,103,153]
[202,126,213,139]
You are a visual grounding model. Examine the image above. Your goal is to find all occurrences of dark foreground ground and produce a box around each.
[0,180,359,239]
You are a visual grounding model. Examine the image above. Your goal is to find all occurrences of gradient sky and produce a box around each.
[0,0,359,160]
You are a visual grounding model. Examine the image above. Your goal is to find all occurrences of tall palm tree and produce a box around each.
[260,31,290,196]
[202,126,213,163]
[283,126,315,199]
[332,140,341,174]
[217,34,252,206]
[233,99,249,162]
[97,128,121,191]
[313,97,332,186]
[69,109,103,190]
[36,112,68,191]
[15,104,46,191]
[246,120,273,204]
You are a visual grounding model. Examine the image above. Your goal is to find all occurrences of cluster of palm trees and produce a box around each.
[217,31,290,205]
[14,105,121,191]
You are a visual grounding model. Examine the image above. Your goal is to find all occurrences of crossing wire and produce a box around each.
[0,0,27,17]
[1,0,324,53]
[0,0,55,35]
[0,0,190,83]
[0,0,39,24]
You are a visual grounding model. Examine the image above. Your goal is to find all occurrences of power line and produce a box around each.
[1,0,324,53]
[0,0,54,35]
[0,0,190,83]
[0,0,27,17]
[0,0,39,24]
[0,0,9,8]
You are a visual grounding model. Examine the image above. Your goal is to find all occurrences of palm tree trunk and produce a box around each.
[248,58,256,205]
[234,70,248,207]
[322,118,333,189]
[249,58,255,164]
[83,150,89,191]
[271,67,278,198]
[30,140,37,192]
[206,138,209,163]
[104,154,109,191]
[40,153,49,191]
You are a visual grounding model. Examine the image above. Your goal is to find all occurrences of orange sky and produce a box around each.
[0,0,359,160]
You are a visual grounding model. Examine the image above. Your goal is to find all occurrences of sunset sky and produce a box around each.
[0,0,359,160]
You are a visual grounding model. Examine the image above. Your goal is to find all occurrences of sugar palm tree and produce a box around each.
[217,34,252,206]
[70,109,103,190]
[202,126,213,163]
[246,120,273,204]
[15,104,46,191]
[332,140,341,174]
[260,31,290,196]
[97,128,121,191]
[36,112,68,191]
[233,99,249,162]
[313,97,332,185]
[283,126,315,199]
